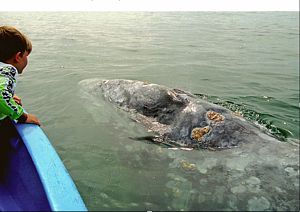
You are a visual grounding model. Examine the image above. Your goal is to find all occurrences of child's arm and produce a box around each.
[0,98,41,126]
[13,95,22,105]
[17,112,41,126]
[0,71,40,125]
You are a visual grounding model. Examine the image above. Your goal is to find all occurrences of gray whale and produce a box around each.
[79,78,299,210]
[80,79,283,150]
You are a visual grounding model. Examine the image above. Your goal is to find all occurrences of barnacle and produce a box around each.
[191,126,210,142]
[180,160,197,171]
[207,111,225,122]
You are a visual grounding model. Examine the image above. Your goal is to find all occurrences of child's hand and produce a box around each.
[25,114,41,126]
[13,95,22,106]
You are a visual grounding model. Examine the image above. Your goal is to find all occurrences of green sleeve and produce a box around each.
[0,76,24,120]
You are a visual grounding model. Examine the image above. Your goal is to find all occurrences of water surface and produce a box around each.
[1,12,299,210]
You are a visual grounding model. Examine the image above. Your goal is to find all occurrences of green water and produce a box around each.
[1,12,299,210]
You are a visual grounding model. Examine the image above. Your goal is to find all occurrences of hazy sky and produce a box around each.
[1,0,299,11]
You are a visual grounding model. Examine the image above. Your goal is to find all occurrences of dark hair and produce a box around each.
[0,26,32,62]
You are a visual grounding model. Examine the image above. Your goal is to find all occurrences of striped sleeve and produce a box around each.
[0,67,24,120]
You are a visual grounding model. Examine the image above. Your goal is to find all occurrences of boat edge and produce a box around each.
[13,122,87,211]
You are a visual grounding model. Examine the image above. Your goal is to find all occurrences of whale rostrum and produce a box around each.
[79,79,286,150]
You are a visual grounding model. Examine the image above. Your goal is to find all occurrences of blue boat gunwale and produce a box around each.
[13,121,87,211]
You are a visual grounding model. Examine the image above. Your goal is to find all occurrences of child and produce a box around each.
[0,26,41,127]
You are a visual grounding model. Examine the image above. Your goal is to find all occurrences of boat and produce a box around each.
[0,119,87,211]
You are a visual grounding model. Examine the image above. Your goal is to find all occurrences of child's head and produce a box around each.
[0,26,32,73]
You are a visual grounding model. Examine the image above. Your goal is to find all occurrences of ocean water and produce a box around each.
[1,12,299,210]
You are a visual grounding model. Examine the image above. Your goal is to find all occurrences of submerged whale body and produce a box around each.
[81,79,282,150]
[79,79,299,210]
